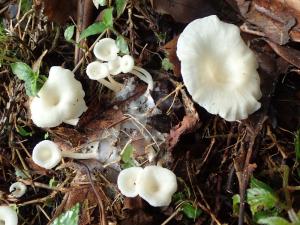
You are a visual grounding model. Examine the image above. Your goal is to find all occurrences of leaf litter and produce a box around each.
[0,0,300,225]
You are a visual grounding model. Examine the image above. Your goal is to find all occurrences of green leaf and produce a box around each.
[11,62,43,96]
[232,194,240,216]
[162,58,174,71]
[250,177,274,193]
[120,144,136,169]
[102,7,114,28]
[20,0,32,14]
[116,35,129,54]
[64,25,75,41]
[16,125,32,137]
[51,203,80,225]
[80,22,107,40]
[115,0,128,18]
[257,217,291,225]
[181,202,202,220]
[295,129,300,162]
[247,188,278,215]
[11,62,34,81]
[173,192,185,203]
[49,177,58,188]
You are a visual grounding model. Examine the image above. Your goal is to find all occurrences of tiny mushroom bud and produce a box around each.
[120,55,135,73]
[86,61,110,80]
[0,206,18,225]
[176,15,262,121]
[30,66,87,128]
[93,38,119,61]
[136,165,177,207]
[32,140,100,169]
[9,182,27,198]
[117,167,143,197]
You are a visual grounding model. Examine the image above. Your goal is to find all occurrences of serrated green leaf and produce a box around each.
[64,25,75,41]
[51,203,80,225]
[162,58,174,71]
[16,125,32,137]
[295,130,300,162]
[102,7,114,27]
[116,35,129,54]
[116,0,128,18]
[232,194,240,216]
[257,217,291,225]
[250,177,274,193]
[247,188,278,215]
[181,202,202,220]
[80,22,107,40]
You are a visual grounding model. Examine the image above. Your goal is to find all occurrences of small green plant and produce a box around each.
[50,203,80,225]
[233,177,300,225]
[11,62,46,96]
[162,58,174,71]
[120,144,136,169]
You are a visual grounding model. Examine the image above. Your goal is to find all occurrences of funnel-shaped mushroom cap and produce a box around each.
[177,15,262,121]
[108,56,122,75]
[32,140,62,169]
[30,66,87,128]
[86,61,109,80]
[93,38,119,61]
[117,167,143,197]
[120,55,134,73]
[0,206,18,225]
[136,166,177,207]
[9,182,27,198]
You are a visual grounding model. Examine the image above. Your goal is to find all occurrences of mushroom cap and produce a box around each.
[0,206,18,225]
[86,61,109,80]
[30,66,87,128]
[136,165,177,207]
[117,167,143,197]
[108,56,122,75]
[177,15,262,121]
[9,182,27,198]
[93,38,119,61]
[32,140,62,169]
[120,55,134,73]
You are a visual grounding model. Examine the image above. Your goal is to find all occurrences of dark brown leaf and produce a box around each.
[162,36,181,77]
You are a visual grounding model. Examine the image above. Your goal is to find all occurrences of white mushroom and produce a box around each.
[120,55,135,73]
[93,38,119,61]
[32,140,100,169]
[108,56,122,75]
[117,167,143,197]
[9,182,27,198]
[0,206,18,225]
[176,15,262,121]
[136,165,177,207]
[86,61,110,80]
[30,66,87,128]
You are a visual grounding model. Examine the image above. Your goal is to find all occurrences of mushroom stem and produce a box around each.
[98,78,123,92]
[61,151,98,160]
[131,66,154,91]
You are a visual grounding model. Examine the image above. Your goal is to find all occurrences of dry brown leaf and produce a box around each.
[162,36,181,77]
[150,0,215,23]
[35,0,77,24]
[266,40,300,69]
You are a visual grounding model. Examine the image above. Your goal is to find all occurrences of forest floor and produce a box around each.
[0,0,300,225]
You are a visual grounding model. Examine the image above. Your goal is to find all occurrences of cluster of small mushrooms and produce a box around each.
[1,15,262,224]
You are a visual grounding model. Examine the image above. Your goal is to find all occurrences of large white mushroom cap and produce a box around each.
[32,140,62,169]
[30,66,87,128]
[0,206,18,225]
[93,38,119,61]
[136,165,177,207]
[177,15,262,121]
[117,167,143,197]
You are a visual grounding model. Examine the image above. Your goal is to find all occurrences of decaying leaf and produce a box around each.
[162,36,181,77]
[150,0,215,23]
